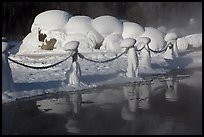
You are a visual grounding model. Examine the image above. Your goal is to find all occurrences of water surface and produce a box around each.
[2,69,202,135]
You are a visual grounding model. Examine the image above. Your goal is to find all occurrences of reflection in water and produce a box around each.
[2,72,202,135]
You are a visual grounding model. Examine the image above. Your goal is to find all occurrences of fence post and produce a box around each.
[120,38,138,78]
[2,39,14,92]
[135,37,151,68]
[63,41,81,86]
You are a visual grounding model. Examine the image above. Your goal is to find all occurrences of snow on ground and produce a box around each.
[2,10,202,103]
[2,42,202,103]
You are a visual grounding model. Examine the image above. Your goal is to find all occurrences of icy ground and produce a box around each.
[2,42,202,103]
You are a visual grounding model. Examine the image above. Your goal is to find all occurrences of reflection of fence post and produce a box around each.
[120,38,138,78]
[63,41,81,86]
[2,39,14,92]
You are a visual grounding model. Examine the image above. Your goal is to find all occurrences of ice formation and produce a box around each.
[163,32,179,59]
[2,40,14,92]
[135,37,151,68]
[120,38,138,77]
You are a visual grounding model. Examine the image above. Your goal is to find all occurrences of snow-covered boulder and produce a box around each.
[100,33,123,51]
[91,15,123,38]
[177,33,202,52]
[122,22,144,39]
[63,16,104,50]
[140,27,166,56]
[18,10,72,55]
[185,33,202,48]
[31,10,71,32]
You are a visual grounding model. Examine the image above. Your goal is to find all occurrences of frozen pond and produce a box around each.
[2,68,202,135]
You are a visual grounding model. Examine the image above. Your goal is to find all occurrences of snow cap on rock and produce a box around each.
[32,10,71,31]
[120,38,136,48]
[91,15,123,38]
[122,21,145,39]
[136,37,151,44]
[63,41,79,51]
[140,27,166,50]
[164,32,178,42]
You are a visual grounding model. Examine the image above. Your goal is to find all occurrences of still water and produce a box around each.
[2,70,202,135]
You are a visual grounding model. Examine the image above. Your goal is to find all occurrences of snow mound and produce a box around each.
[91,15,123,38]
[140,27,166,50]
[63,16,104,46]
[31,10,71,31]
[177,33,202,51]
[100,33,123,51]
[184,33,202,48]
[122,22,144,39]
[64,16,93,34]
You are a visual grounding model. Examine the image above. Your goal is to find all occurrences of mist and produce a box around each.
[2,2,202,40]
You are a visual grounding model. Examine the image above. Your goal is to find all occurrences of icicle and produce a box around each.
[135,37,151,68]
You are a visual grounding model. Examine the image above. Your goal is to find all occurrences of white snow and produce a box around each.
[91,15,123,38]
[2,11,202,103]
[31,10,71,31]
[140,27,166,51]
[100,33,123,51]
[122,22,145,39]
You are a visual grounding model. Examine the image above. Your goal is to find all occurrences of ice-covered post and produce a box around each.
[63,41,81,86]
[135,37,151,68]
[120,38,138,78]
[163,32,179,59]
[2,37,14,92]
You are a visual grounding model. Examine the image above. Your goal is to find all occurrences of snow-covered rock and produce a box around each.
[177,33,202,52]
[91,15,123,38]
[140,27,166,52]
[31,10,71,32]
[100,33,123,51]
[122,22,144,39]
[185,33,202,48]
[63,16,104,46]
